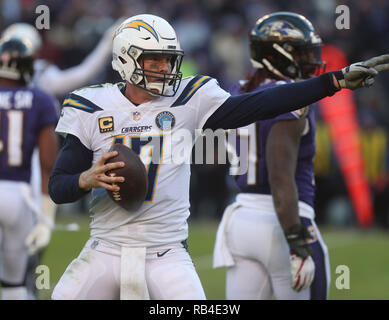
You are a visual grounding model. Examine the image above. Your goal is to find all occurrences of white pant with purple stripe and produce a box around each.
[213,193,330,300]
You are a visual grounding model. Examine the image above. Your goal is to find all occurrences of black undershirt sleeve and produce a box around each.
[203,72,339,130]
[49,134,93,204]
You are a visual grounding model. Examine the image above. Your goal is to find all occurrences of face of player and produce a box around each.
[138,53,173,81]
[128,53,175,103]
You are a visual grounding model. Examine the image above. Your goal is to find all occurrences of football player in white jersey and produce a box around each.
[48,14,389,299]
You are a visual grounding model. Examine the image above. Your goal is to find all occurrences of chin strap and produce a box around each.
[146,81,166,96]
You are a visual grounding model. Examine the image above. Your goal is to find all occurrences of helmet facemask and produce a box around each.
[127,46,184,97]
[295,44,326,78]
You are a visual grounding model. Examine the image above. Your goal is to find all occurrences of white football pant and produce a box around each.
[52,238,206,300]
[214,196,330,300]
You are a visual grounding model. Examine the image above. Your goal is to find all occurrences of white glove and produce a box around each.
[284,224,315,292]
[334,54,389,90]
[25,223,52,255]
[25,194,56,255]
[290,254,315,292]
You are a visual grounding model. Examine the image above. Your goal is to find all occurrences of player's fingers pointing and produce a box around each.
[364,54,389,67]
[374,63,389,72]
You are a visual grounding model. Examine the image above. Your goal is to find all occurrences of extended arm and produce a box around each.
[36,23,117,96]
[204,55,389,130]
[204,73,338,130]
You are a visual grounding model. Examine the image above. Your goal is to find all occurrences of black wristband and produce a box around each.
[284,224,313,258]
[333,70,345,81]
[319,72,341,96]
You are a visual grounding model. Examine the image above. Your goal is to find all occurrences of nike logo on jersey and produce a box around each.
[157,249,171,257]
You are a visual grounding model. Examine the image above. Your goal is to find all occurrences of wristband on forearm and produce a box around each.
[284,224,313,258]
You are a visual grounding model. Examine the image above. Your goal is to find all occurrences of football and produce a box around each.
[105,143,148,211]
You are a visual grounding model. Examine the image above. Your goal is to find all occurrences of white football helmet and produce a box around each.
[2,23,42,56]
[112,14,184,97]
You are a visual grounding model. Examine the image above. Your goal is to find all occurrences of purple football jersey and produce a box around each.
[233,80,316,207]
[0,87,58,183]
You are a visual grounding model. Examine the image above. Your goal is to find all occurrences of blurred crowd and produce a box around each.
[1,0,389,227]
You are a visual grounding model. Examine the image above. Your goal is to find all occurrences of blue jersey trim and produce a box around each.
[63,93,103,113]
[171,75,211,107]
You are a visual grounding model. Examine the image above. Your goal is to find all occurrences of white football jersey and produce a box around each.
[56,76,230,247]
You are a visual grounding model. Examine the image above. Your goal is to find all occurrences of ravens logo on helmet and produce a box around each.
[249,12,326,80]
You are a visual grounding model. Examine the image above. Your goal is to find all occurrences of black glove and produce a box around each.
[284,224,313,258]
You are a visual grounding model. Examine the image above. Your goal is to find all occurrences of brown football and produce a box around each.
[105,143,148,211]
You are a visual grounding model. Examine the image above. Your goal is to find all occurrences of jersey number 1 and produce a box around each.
[0,110,24,167]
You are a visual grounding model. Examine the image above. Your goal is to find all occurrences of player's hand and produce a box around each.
[25,194,57,255]
[25,222,52,255]
[284,224,315,292]
[334,54,389,90]
[290,254,315,292]
[78,151,125,191]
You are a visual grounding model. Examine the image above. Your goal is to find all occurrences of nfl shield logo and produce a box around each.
[90,240,99,249]
[133,111,141,121]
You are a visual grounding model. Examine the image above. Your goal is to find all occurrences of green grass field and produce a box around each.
[38,214,389,300]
